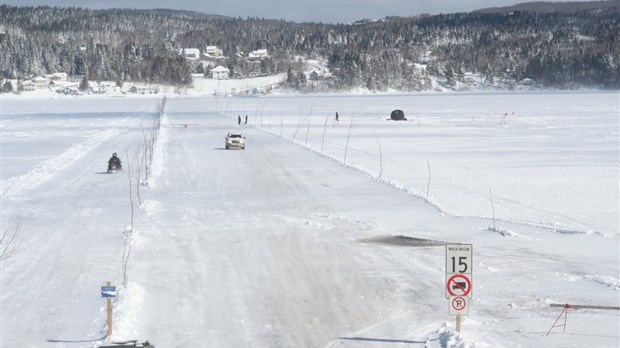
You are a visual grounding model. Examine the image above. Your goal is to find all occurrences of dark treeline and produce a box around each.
[0,3,618,91]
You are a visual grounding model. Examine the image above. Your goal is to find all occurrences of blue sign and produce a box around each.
[101,286,117,298]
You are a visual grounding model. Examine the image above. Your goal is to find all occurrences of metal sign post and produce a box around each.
[101,281,117,336]
[446,244,473,333]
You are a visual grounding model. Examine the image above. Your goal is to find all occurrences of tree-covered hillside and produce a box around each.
[0,2,618,91]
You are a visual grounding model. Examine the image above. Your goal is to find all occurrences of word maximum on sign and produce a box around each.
[446,244,472,275]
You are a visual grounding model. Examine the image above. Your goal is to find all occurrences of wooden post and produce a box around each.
[456,313,461,333]
[106,281,113,336]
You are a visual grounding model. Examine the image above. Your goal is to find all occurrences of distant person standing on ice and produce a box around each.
[238,115,241,125]
[335,112,339,122]
[245,115,248,124]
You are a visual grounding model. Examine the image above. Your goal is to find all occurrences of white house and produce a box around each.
[248,49,269,59]
[211,66,230,79]
[463,72,477,85]
[91,84,107,94]
[181,48,201,59]
[205,46,223,57]
[32,76,49,88]
[47,72,68,81]
[21,81,36,91]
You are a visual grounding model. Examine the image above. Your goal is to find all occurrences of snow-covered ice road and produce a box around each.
[127,106,453,347]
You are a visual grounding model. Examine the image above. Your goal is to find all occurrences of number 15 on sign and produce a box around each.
[446,244,473,299]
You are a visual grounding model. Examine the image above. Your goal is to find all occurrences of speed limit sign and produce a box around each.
[446,244,472,298]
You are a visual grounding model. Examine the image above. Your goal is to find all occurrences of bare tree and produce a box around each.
[120,94,167,287]
[426,160,431,199]
[306,103,314,144]
[343,118,356,165]
[260,103,266,128]
[321,116,328,154]
[375,133,383,179]
[305,117,311,147]
[489,187,497,230]
[122,150,137,286]
[140,96,165,183]
[291,114,306,143]
[133,146,145,205]
[121,225,133,287]
[140,125,152,183]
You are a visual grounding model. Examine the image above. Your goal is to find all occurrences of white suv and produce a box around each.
[225,132,246,150]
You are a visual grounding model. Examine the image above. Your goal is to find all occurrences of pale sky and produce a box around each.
[2,0,601,23]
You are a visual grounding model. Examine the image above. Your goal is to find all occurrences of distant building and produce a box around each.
[463,72,477,85]
[309,71,320,80]
[91,84,107,94]
[205,46,223,57]
[47,72,68,81]
[21,81,36,91]
[211,66,230,79]
[32,76,49,88]
[181,48,201,59]
[57,86,80,95]
[248,49,269,60]
[519,78,535,86]
[128,86,159,94]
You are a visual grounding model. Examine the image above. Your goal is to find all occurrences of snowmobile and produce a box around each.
[107,152,122,173]
[107,162,122,174]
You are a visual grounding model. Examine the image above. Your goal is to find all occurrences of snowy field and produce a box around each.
[1,91,619,348]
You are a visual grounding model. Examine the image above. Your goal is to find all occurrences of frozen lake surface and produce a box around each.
[1,91,618,347]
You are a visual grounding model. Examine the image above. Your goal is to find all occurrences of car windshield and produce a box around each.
[229,134,242,138]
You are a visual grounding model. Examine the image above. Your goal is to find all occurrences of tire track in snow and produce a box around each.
[1,129,116,196]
